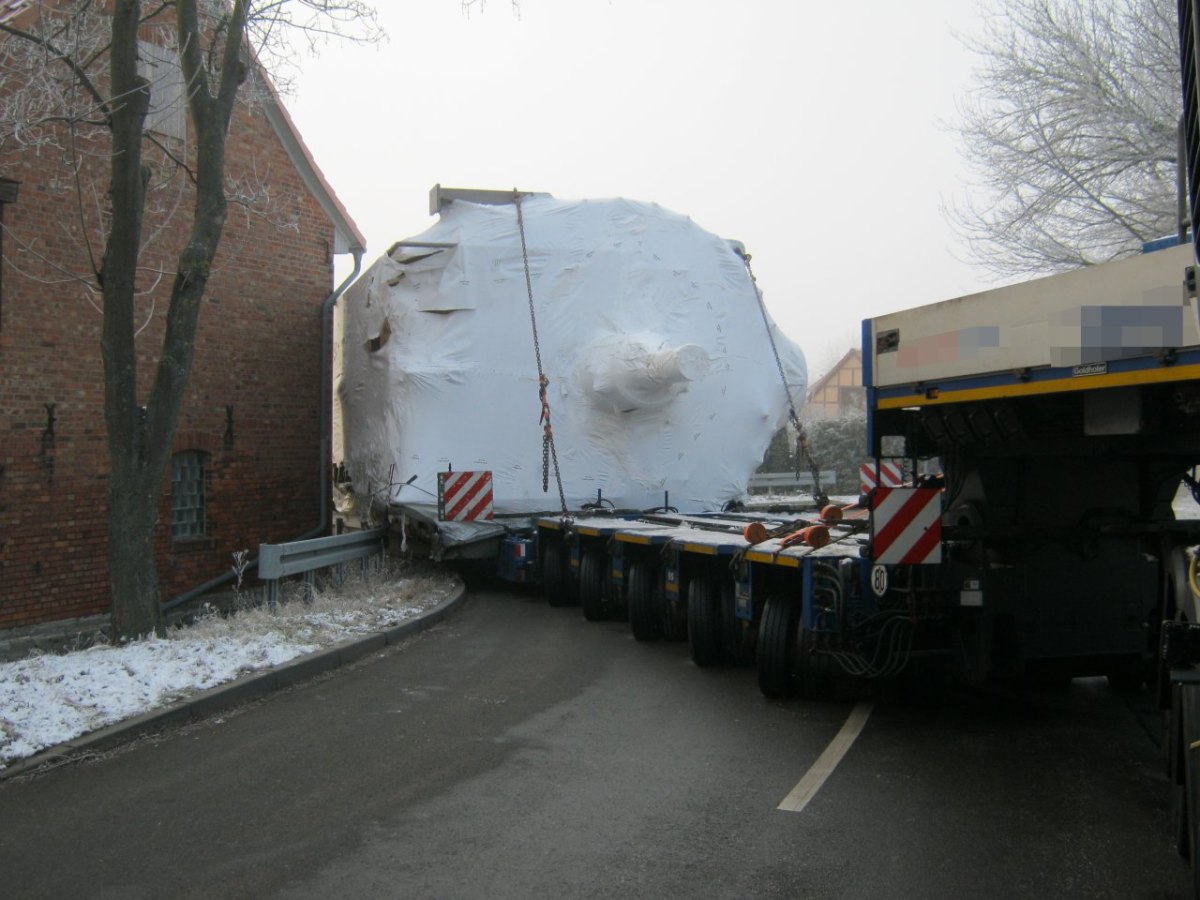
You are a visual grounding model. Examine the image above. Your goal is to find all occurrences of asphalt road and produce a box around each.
[1,585,1191,899]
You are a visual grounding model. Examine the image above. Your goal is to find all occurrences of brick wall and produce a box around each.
[0,96,336,629]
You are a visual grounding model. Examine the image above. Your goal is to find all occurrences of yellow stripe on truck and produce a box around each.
[876,362,1200,410]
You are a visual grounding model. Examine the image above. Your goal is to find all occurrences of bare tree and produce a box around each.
[0,1,381,639]
[459,1,520,16]
[949,0,1180,277]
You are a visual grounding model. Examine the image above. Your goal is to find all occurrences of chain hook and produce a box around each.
[739,248,828,508]
[516,190,570,518]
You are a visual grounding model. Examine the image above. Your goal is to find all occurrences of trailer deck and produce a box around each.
[537,509,870,567]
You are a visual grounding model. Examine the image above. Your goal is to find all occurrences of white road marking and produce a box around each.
[777,701,874,813]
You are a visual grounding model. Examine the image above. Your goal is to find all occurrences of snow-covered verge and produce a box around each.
[0,562,459,770]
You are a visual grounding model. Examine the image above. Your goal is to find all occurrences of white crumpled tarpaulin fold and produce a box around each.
[336,195,807,514]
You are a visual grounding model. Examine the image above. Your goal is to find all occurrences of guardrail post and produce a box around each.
[256,527,387,609]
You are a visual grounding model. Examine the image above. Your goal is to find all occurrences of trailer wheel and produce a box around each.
[688,576,724,667]
[542,542,576,607]
[580,548,608,621]
[758,593,798,699]
[628,560,662,641]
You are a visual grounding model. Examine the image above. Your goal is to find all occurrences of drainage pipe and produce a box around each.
[319,248,364,534]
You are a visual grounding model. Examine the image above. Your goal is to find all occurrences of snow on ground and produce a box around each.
[0,562,459,770]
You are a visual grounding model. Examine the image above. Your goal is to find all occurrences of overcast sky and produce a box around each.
[286,0,997,377]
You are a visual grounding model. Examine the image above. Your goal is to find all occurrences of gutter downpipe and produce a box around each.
[318,248,365,535]
[161,249,366,613]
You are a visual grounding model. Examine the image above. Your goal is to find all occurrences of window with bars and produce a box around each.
[171,450,209,539]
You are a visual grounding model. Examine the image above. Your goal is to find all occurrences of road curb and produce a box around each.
[0,583,466,781]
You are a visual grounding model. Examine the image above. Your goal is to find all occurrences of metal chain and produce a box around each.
[515,190,570,517]
[738,249,829,508]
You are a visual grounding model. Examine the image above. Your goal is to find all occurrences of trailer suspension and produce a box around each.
[514,190,570,518]
[737,248,828,508]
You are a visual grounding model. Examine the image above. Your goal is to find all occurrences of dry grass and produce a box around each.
[180,556,461,650]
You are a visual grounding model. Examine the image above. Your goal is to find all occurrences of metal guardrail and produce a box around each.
[747,470,837,492]
[258,527,387,607]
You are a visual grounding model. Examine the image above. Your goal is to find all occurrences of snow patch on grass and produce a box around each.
[0,561,458,769]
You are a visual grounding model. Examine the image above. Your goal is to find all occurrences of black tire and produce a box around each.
[542,541,571,607]
[628,560,662,641]
[580,548,608,621]
[758,593,798,699]
[688,576,724,667]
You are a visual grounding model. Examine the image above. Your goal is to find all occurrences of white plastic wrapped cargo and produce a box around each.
[335,193,807,515]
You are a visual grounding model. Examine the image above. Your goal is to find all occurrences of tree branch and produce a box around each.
[0,18,111,123]
[947,0,1179,276]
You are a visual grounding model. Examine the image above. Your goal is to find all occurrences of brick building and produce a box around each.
[0,4,366,629]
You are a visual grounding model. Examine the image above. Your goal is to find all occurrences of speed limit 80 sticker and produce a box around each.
[870,565,888,598]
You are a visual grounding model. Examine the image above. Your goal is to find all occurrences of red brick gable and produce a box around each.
[0,12,359,628]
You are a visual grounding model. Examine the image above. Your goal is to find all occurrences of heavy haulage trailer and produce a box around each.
[362,203,1200,710]
[532,240,1200,701]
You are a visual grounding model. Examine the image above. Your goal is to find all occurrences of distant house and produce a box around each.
[806,348,864,419]
[0,5,366,629]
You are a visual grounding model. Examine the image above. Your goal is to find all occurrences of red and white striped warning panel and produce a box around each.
[860,460,904,493]
[871,486,942,565]
[437,470,495,522]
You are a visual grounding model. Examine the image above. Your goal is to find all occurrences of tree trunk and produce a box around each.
[107,468,165,638]
[102,0,159,641]
[100,0,244,641]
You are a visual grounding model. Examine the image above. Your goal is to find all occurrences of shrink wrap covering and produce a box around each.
[335,194,806,514]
